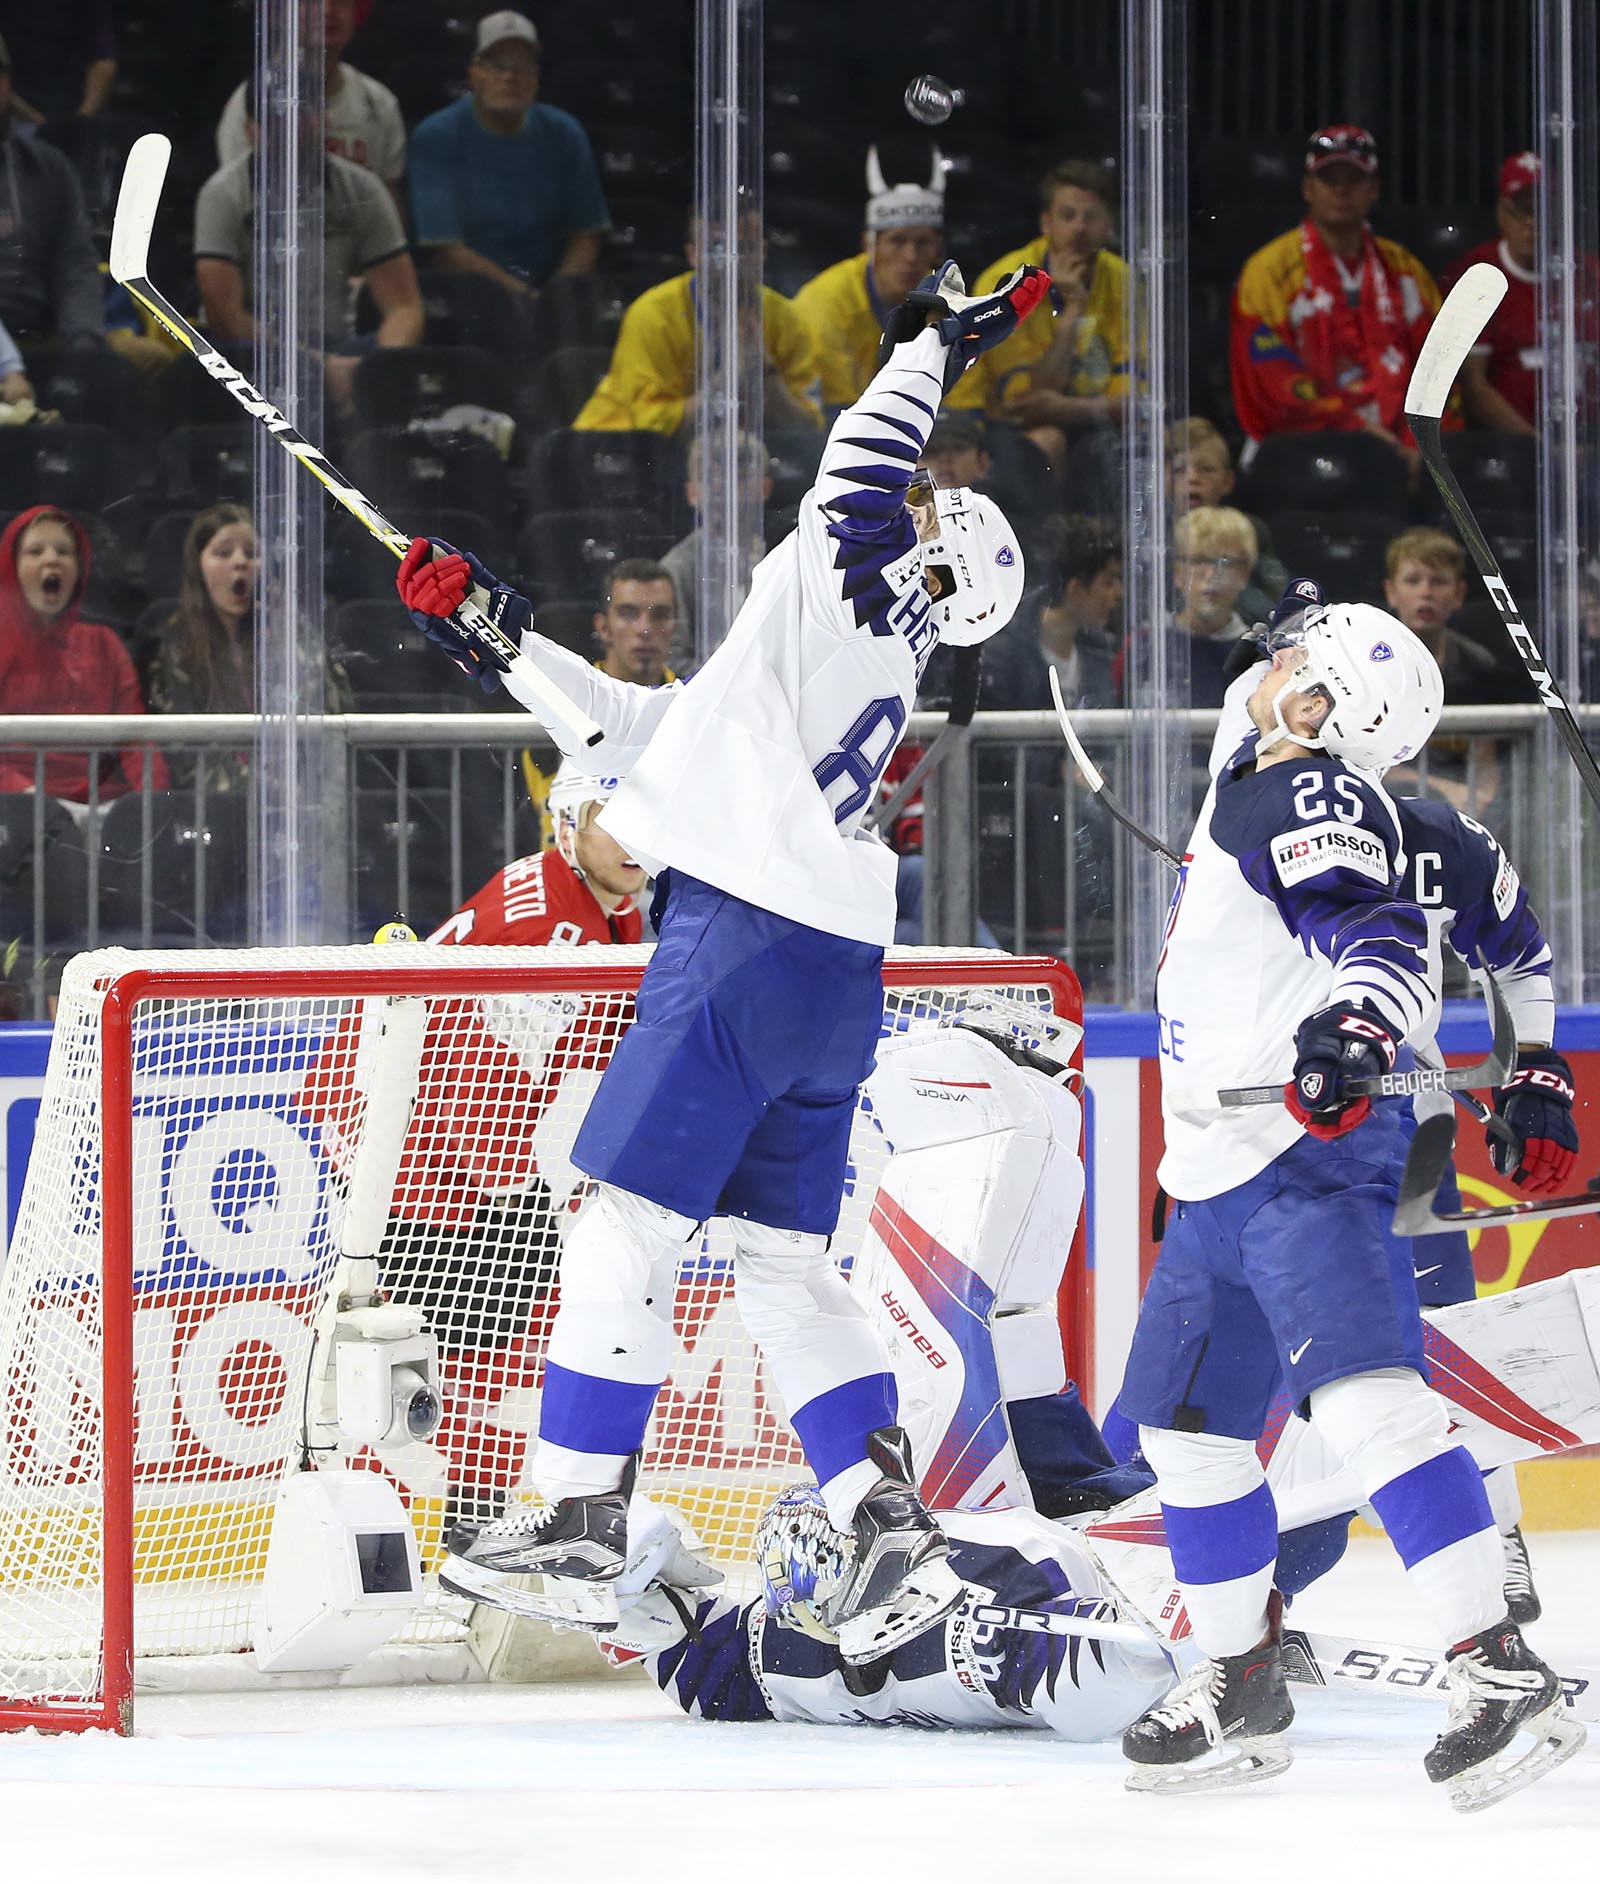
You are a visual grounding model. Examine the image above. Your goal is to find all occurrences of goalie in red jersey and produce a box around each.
[298,765,647,1523]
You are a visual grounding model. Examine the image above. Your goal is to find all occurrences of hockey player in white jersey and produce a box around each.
[394,259,1051,1662]
[1117,601,1579,1808]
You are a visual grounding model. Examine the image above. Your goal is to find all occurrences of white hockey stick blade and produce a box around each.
[110,131,169,285]
[1394,1112,1600,1234]
[1405,263,1508,421]
[1048,666,1182,870]
[1283,1627,1599,1725]
[1048,665,1106,793]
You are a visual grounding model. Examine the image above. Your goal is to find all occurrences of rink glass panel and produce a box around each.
[0,944,1080,1732]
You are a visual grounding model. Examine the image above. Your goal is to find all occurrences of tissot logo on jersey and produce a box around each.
[1271,819,1388,887]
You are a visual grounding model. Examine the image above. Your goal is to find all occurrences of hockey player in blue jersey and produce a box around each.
[1117,600,1580,1808]
[395,260,1051,1663]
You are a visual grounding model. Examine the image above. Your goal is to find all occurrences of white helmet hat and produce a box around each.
[1262,601,1443,773]
[755,1482,851,1644]
[924,484,1026,646]
[546,761,623,870]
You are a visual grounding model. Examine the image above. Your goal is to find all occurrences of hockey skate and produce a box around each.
[1500,1525,1541,1626]
[826,1427,964,1667]
[438,1458,637,1629]
[1424,1618,1586,1813]
[1123,1597,1295,1794]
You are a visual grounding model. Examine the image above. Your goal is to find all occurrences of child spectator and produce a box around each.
[1230,125,1444,456]
[216,0,406,194]
[409,11,610,302]
[1157,504,1258,707]
[1382,525,1509,812]
[981,514,1124,711]
[791,147,945,411]
[0,505,167,801]
[1165,418,1286,621]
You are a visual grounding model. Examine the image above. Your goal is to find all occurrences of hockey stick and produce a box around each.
[1394,1111,1600,1234]
[1216,963,1514,1109]
[110,133,603,751]
[867,644,982,833]
[975,1600,1598,1721]
[1047,666,1182,868]
[1405,262,1600,814]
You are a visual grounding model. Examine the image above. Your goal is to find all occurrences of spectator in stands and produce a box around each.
[0,504,167,801]
[1231,125,1445,459]
[1141,505,1258,709]
[142,504,260,718]
[661,432,773,661]
[576,214,821,434]
[791,146,945,411]
[1445,152,1600,436]
[1165,418,1286,622]
[409,11,609,304]
[1382,526,1507,813]
[0,5,115,124]
[945,159,1128,466]
[981,515,1123,711]
[593,559,680,687]
[216,0,406,195]
[196,110,423,416]
[0,41,105,351]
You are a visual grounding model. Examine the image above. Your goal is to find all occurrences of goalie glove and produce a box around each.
[878,260,1052,391]
[396,536,532,694]
[1488,1046,1578,1195]
[1284,1000,1398,1140]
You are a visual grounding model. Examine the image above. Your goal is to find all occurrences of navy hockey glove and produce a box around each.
[396,536,531,695]
[1284,1001,1398,1140]
[1488,1046,1577,1194]
[878,261,1052,389]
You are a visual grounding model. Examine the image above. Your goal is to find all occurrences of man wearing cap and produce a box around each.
[943,159,1129,466]
[1444,153,1600,436]
[1230,125,1445,454]
[409,10,610,301]
[791,148,945,411]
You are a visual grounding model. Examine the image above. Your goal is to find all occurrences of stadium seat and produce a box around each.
[329,601,465,710]
[524,346,614,433]
[1189,136,1299,210]
[0,424,132,515]
[764,427,825,510]
[529,597,600,660]
[0,792,91,944]
[23,348,152,441]
[602,192,690,258]
[351,787,513,935]
[159,423,254,507]
[532,276,640,355]
[351,346,513,434]
[541,58,692,127]
[1266,510,1396,606]
[764,194,862,294]
[526,429,682,519]
[517,508,672,603]
[96,790,250,945]
[1244,433,1410,519]
[587,122,692,194]
[142,511,199,601]
[1435,435,1538,518]
[401,272,529,359]
[346,428,511,528]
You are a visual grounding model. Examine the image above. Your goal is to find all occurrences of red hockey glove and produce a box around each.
[1488,1047,1578,1194]
[1284,1001,1398,1140]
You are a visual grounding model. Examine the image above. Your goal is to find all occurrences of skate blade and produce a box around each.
[439,1556,620,1631]
[837,1558,965,1666]
[1125,1738,1294,1796]
[1447,1706,1587,1815]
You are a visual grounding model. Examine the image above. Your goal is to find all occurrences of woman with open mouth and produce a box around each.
[0,504,168,803]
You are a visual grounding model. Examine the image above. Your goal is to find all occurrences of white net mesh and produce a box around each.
[0,943,1071,1720]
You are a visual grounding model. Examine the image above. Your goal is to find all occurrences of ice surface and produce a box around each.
[2,1535,1594,1884]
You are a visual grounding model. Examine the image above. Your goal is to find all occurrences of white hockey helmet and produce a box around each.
[922,484,1026,646]
[546,761,623,870]
[756,1483,851,1643]
[1259,601,1443,773]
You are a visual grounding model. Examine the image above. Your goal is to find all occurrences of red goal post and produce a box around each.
[0,943,1084,1734]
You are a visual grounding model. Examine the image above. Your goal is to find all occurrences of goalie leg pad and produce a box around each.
[532,1184,699,1500]
[734,1221,897,1527]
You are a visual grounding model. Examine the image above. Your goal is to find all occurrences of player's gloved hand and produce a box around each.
[877,261,1051,387]
[1488,1046,1577,1194]
[1284,1001,1398,1139]
[396,536,530,695]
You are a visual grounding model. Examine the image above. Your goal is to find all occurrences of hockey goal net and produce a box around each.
[0,943,1082,1733]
